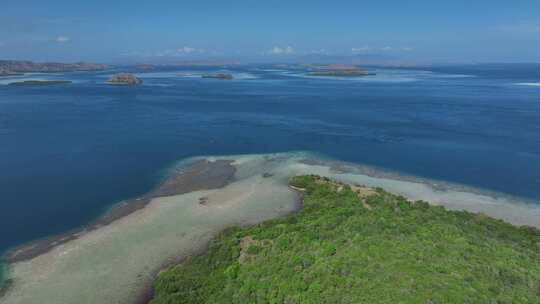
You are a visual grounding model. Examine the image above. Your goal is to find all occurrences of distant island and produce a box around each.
[0,68,22,77]
[308,69,375,77]
[307,64,375,77]
[135,64,156,71]
[202,73,234,80]
[8,80,72,86]
[106,73,142,85]
[0,60,107,75]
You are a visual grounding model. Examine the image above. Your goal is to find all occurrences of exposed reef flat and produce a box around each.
[0,278,13,298]
[4,159,235,264]
[7,80,72,86]
[2,152,540,304]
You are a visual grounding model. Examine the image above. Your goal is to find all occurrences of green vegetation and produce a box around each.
[151,175,540,304]
[107,73,142,85]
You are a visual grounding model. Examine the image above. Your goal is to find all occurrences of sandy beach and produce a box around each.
[2,152,539,304]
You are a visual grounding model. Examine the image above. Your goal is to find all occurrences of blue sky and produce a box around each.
[1,0,539,63]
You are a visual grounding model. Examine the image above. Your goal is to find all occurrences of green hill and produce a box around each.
[151,175,540,304]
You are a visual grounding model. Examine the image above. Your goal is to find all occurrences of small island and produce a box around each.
[106,73,142,85]
[202,73,234,80]
[8,80,72,86]
[0,68,22,77]
[308,69,375,77]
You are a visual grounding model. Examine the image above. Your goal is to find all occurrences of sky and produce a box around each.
[0,0,539,63]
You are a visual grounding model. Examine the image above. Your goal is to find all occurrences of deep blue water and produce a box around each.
[1,64,539,260]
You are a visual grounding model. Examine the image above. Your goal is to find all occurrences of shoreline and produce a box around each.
[2,152,539,304]
[0,153,301,304]
[4,152,538,264]
[132,237,213,304]
[2,158,236,264]
[149,174,540,303]
[301,157,540,206]
[134,193,305,304]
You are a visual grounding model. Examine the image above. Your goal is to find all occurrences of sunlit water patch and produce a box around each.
[514,82,540,87]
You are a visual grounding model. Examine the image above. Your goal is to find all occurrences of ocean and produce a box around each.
[1,63,539,269]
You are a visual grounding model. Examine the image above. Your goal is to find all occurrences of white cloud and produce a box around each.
[176,46,198,54]
[309,49,328,54]
[55,36,70,43]
[155,47,205,57]
[120,47,208,58]
[352,46,413,53]
[268,46,295,55]
[119,51,140,56]
[351,46,372,53]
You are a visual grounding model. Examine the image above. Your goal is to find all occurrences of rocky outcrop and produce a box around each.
[202,73,234,80]
[107,73,142,85]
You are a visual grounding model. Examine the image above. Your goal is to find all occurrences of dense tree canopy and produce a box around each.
[151,175,540,304]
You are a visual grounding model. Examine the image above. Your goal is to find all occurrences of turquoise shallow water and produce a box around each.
[0,263,5,288]
[1,64,540,285]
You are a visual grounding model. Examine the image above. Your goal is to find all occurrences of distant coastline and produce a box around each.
[0,60,108,75]
[8,80,72,86]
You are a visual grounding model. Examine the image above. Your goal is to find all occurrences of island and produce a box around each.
[2,153,539,304]
[308,69,375,77]
[305,64,375,77]
[8,80,72,86]
[0,68,22,77]
[202,73,234,80]
[106,73,143,85]
[150,175,540,303]
[135,64,156,71]
[307,64,375,77]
